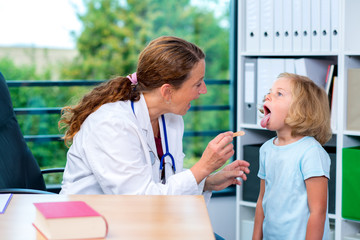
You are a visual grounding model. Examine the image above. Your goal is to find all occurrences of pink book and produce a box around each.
[33,201,108,240]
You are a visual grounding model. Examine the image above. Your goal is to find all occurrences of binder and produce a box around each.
[320,0,331,51]
[246,0,260,52]
[324,146,336,214]
[347,69,360,131]
[292,0,302,52]
[243,58,257,124]
[301,0,311,52]
[311,0,321,51]
[273,0,284,52]
[242,144,262,202]
[330,0,339,51]
[257,58,285,125]
[294,58,333,89]
[285,58,295,73]
[283,0,293,51]
[260,0,274,52]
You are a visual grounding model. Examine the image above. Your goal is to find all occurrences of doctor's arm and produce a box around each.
[203,159,250,191]
[190,132,235,185]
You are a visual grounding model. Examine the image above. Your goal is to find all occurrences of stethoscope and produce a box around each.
[131,101,176,180]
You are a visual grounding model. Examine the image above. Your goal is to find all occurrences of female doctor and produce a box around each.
[59,36,250,201]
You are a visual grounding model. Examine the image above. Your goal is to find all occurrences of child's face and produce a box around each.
[260,77,293,132]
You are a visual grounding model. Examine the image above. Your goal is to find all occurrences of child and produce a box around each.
[252,73,332,240]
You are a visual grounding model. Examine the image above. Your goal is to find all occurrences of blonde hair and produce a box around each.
[279,73,332,145]
[59,36,205,147]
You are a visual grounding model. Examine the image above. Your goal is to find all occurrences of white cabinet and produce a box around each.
[235,0,360,239]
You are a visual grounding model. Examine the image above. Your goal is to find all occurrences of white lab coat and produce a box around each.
[60,94,211,202]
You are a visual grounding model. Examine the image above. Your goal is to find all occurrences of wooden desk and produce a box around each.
[0,194,215,240]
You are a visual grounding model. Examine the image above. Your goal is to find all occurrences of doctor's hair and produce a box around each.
[59,36,205,146]
[281,73,332,145]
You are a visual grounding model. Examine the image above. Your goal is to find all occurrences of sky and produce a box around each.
[0,0,229,50]
[0,0,84,49]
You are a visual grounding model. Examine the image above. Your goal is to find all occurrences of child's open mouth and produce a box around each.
[260,105,271,128]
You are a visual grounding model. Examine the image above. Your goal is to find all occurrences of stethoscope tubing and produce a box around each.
[159,115,176,172]
[131,101,176,173]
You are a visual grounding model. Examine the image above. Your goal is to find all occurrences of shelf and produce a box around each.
[239,201,256,208]
[341,220,360,238]
[344,52,360,56]
[239,52,339,57]
[344,130,360,137]
[240,124,264,130]
[236,1,360,239]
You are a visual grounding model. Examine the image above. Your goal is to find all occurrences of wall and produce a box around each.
[208,195,236,240]
[0,46,77,79]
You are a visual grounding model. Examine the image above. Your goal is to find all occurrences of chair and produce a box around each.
[0,72,64,194]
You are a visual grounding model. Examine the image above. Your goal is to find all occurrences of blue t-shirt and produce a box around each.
[258,136,330,240]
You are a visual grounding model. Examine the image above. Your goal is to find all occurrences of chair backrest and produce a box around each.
[0,72,46,190]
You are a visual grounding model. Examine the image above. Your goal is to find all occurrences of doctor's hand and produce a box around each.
[204,160,250,192]
[190,131,235,184]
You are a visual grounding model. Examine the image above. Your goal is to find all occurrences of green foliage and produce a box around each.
[0,57,38,80]
[60,0,229,80]
[0,58,94,172]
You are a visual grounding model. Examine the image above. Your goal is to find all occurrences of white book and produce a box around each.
[330,76,338,131]
[0,194,12,214]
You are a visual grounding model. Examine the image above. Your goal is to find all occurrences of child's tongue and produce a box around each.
[260,113,271,128]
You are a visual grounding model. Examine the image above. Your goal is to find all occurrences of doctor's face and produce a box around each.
[170,59,207,115]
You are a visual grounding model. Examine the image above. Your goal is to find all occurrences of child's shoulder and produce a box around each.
[260,137,276,150]
[301,136,330,157]
[263,137,275,144]
[301,136,323,148]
